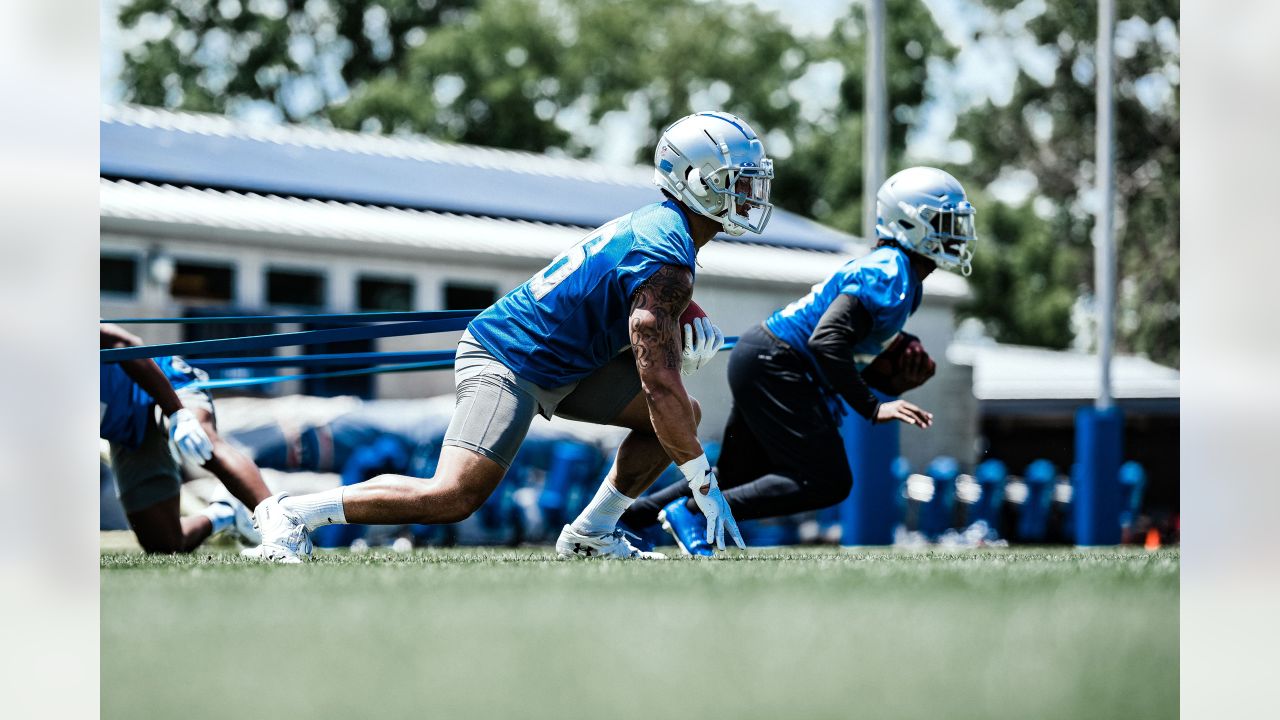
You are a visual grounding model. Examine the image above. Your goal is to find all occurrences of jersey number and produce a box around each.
[529,220,620,300]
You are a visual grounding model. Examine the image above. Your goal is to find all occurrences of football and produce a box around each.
[680,299,708,328]
[861,332,936,396]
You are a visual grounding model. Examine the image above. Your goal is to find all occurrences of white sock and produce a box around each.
[282,487,347,531]
[570,482,634,536]
[200,502,235,535]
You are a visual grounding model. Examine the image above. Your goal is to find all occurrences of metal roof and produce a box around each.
[100,178,969,299]
[100,105,859,253]
[948,339,1180,402]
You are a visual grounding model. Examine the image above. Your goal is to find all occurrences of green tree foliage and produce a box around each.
[780,0,956,231]
[118,0,475,120]
[328,0,809,156]
[950,0,1179,365]
[114,0,953,233]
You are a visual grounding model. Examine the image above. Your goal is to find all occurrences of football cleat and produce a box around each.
[240,492,312,564]
[659,498,714,557]
[555,525,667,560]
[616,520,665,553]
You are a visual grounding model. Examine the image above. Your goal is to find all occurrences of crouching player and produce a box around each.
[621,167,977,555]
[100,323,271,552]
[243,111,773,562]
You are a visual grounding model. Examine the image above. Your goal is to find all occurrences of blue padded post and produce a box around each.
[973,459,1007,528]
[1074,406,1125,545]
[920,456,960,540]
[839,403,900,546]
[1118,460,1147,530]
[1019,459,1056,542]
[538,441,595,528]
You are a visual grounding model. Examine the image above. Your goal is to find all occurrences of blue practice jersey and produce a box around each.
[468,200,697,388]
[765,246,923,373]
[99,356,201,448]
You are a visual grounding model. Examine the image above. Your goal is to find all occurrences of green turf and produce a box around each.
[101,546,1178,720]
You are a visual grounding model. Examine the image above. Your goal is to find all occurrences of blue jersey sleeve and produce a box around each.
[616,238,694,301]
[615,205,697,301]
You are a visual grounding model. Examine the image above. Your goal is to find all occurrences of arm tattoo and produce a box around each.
[630,265,692,371]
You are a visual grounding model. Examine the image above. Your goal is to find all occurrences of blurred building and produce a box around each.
[99,105,973,467]
[949,335,1180,513]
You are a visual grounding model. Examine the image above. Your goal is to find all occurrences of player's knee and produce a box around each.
[814,471,854,507]
[138,530,186,554]
[411,477,487,524]
[438,491,486,524]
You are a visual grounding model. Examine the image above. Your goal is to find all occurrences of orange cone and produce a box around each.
[1144,528,1161,551]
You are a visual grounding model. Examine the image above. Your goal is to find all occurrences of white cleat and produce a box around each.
[240,493,312,564]
[555,525,667,560]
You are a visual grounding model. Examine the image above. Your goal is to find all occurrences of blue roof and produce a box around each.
[99,109,855,253]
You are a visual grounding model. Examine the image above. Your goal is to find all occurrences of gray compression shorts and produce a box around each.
[441,331,642,469]
[108,384,217,513]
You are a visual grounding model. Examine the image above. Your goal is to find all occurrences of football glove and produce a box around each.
[678,454,745,550]
[168,408,214,465]
[680,316,725,376]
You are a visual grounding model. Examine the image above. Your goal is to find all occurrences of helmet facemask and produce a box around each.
[886,199,976,276]
[694,159,774,236]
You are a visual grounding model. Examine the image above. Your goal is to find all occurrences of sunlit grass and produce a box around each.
[101,545,1178,720]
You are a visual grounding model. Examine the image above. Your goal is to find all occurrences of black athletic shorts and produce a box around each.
[717,323,852,489]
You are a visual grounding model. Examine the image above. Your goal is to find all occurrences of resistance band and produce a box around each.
[101,317,471,363]
[106,309,482,325]
[188,338,741,390]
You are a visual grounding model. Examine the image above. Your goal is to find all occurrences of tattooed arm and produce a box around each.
[629,264,702,464]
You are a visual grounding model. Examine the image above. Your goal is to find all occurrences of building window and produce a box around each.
[171,260,235,302]
[267,268,326,308]
[443,282,497,310]
[101,255,138,296]
[358,276,415,312]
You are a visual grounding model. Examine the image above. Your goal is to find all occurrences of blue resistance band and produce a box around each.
[100,317,471,363]
[193,359,456,390]
[188,337,741,390]
[106,309,482,325]
[189,350,455,369]
[101,303,739,389]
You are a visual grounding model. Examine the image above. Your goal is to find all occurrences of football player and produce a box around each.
[244,111,774,562]
[620,167,977,555]
[100,323,271,552]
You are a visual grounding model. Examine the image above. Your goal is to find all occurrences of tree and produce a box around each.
[113,0,954,231]
[118,0,475,120]
[948,0,1179,365]
[778,0,957,233]
[327,0,812,157]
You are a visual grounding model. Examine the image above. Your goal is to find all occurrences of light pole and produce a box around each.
[1075,0,1124,546]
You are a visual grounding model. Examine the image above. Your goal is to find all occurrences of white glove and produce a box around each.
[680,316,725,376]
[678,454,746,550]
[168,408,213,465]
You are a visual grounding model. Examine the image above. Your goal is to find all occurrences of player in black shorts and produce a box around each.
[621,167,977,555]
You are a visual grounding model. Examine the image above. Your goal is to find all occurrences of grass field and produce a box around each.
[101,543,1178,720]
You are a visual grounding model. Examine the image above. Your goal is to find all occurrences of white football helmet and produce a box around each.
[653,111,774,236]
[875,167,977,276]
